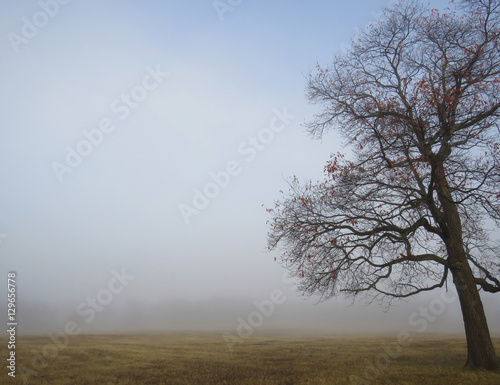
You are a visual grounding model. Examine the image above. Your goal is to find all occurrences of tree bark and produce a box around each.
[450,260,499,370]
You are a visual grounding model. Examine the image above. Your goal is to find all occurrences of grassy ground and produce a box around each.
[1,332,500,384]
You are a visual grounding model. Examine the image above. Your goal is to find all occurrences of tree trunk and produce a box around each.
[436,164,499,370]
[451,262,500,370]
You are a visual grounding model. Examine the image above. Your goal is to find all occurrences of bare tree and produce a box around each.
[267,0,500,370]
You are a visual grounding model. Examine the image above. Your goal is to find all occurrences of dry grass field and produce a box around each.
[2,332,500,385]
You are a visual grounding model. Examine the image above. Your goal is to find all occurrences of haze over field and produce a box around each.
[0,0,499,336]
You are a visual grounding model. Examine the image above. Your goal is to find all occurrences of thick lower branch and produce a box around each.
[474,277,500,293]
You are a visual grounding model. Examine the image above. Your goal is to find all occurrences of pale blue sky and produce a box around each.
[3,0,497,334]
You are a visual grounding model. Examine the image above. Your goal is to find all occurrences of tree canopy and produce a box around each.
[267,0,500,369]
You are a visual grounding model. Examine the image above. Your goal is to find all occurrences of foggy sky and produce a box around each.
[1,0,498,336]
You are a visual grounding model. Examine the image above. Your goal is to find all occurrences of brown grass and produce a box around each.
[1,332,500,384]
